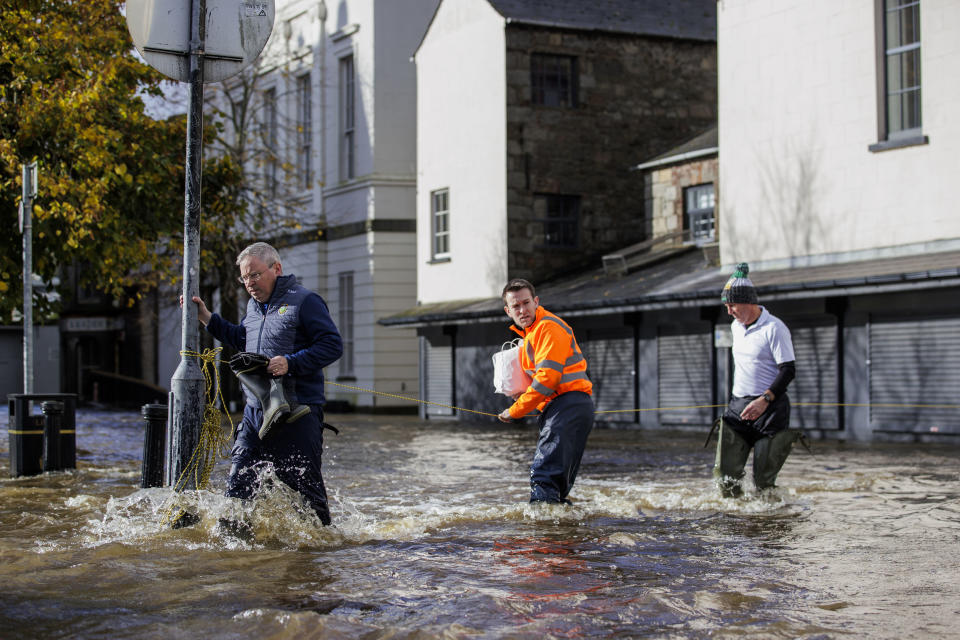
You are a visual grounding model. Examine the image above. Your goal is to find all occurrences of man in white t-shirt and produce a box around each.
[714,263,800,497]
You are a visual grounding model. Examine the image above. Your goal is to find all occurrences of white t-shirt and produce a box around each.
[731,307,795,397]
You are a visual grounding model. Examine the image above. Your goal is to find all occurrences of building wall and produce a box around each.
[647,156,719,240]
[505,27,717,284]
[415,0,508,303]
[318,0,429,408]
[718,0,960,268]
[372,0,438,176]
[0,326,60,397]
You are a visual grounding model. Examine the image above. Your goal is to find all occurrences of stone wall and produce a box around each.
[647,156,719,241]
[505,25,716,283]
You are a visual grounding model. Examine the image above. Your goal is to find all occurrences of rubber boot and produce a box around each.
[281,378,311,425]
[230,352,290,439]
[230,352,310,439]
[713,420,751,498]
[753,429,800,491]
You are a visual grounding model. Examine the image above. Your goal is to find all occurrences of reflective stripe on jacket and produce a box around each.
[508,305,592,419]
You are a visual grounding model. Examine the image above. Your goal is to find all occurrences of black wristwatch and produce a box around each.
[761,391,774,403]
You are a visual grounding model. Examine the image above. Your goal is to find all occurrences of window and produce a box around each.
[531,53,577,107]
[871,0,926,151]
[338,271,354,377]
[261,88,278,196]
[431,189,450,260]
[339,55,355,181]
[296,74,312,189]
[684,183,715,243]
[534,194,579,248]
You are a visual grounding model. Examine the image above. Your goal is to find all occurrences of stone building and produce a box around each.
[414,0,717,302]
[635,125,718,249]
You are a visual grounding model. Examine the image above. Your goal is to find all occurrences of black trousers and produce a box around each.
[226,404,331,525]
[529,391,594,503]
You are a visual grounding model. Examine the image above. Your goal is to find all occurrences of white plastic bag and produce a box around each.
[492,339,533,397]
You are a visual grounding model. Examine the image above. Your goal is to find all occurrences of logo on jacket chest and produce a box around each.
[278,304,288,315]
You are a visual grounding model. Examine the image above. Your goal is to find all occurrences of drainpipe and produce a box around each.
[317,1,328,284]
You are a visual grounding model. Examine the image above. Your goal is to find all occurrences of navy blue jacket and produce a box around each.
[206,274,342,406]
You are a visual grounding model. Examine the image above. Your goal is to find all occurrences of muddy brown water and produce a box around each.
[1,409,958,639]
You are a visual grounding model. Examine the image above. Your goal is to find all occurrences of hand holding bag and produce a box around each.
[492,339,533,397]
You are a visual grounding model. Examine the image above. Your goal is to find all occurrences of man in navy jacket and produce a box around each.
[189,242,342,525]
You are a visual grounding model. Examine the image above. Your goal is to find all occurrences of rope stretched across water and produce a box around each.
[324,381,960,416]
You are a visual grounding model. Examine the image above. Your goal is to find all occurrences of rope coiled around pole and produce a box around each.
[161,347,233,527]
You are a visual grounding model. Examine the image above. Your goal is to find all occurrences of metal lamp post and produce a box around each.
[125,0,275,488]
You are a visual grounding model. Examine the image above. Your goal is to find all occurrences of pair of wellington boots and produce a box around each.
[229,351,311,440]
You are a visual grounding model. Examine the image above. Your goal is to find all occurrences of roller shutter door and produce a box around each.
[425,339,454,416]
[580,331,634,422]
[788,320,840,430]
[658,327,713,426]
[869,315,960,433]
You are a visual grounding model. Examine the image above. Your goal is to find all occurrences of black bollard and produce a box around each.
[7,394,78,477]
[8,397,44,477]
[141,403,168,488]
[58,395,77,470]
[41,401,63,472]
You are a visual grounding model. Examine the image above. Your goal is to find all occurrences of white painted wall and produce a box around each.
[415,0,508,303]
[318,0,431,406]
[718,0,960,268]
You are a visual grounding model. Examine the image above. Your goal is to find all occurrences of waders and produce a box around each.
[712,419,801,496]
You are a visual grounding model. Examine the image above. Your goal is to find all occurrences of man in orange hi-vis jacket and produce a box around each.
[498,278,594,504]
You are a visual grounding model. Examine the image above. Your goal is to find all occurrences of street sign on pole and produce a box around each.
[126,0,275,84]
[125,0,274,491]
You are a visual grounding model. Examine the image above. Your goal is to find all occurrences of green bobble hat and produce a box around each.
[721,262,759,304]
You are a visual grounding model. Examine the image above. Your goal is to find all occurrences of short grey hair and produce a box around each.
[236,242,280,267]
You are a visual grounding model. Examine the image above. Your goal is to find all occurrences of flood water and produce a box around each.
[1,408,958,639]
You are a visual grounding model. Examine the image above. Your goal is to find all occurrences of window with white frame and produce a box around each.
[296,73,312,189]
[431,188,450,260]
[262,87,278,196]
[339,55,355,181]
[338,271,354,377]
[684,183,715,243]
[871,0,926,150]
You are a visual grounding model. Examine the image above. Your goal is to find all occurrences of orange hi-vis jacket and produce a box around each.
[507,305,593,419]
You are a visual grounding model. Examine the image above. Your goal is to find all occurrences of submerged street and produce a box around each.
[1,409,958,639]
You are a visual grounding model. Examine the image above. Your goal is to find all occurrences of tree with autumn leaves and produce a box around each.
[0,0,242,323]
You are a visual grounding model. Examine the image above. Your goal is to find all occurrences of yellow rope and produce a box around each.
[325,381,960,416]
[161,347,233,527]
[326,380,500,417]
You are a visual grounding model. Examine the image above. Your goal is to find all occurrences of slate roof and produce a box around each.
[486,0,716,41]
[380,248,960,327]
[634,124,718,170]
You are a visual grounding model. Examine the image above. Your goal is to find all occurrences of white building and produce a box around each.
[718,0,960,268]
[160,0,440,410]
